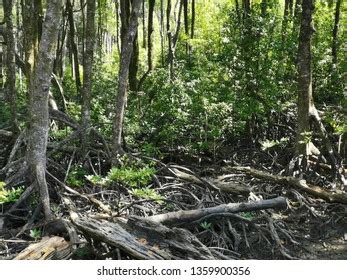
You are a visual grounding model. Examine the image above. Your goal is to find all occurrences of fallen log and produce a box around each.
[14,236,72,260]
[71,215,216,260]
[170,166,251,194]
[230,166,347,204]
[0,129,13,138]
[146,197,287,226]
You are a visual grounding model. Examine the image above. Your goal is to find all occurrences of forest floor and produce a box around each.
[0,130,346,260]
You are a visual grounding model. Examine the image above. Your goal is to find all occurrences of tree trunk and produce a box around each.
[296,0,314,163]
[183,0,189,54]
[242,0,251,21]
[66,0,82,93]
[166,0,173,78]
[128,32,139,91]
[292,0,302,35]
[282,0,290,42]
[190,0,195,54]
[53,10,68,78]
[235,0,241,23]
[3,0,19,133]
[120,0,138,92]
[147,0,155,71]
[332,0,341,65]
[81,0,96,156]
[167,0,183,80]
[261,0,267,17]
[27,0,62,220]
[115,1,121,55]
[22,0,42,79]
[159,0,165,65]
[112,0,141,158]
[142,0,146,48]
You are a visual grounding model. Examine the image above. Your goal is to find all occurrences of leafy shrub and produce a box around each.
[66,165,87,187]
[130,187,163,203]
[0,182,25,204]
[107,166,155,187]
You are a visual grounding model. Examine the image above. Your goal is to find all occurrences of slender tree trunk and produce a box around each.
[22,0,41,79]
[190,0,195,54]
[3,0,19,133]
[242,0,251,21]
[80,0,86,58]
[81,0,96,156]
[129,32,139,91]
[293,0,302,33]
[136,0,155,91]
[27,0,62,220]
[166,0,173,78]
[261,0,267,17]
[66,0,82,93]
[167,0,183,80]
[142,0,146,48]
[115,1,121,55]
[296,0,314,162]
[160,0,165,65]
[282,0,290,42]
[120,0,138,91]
[183,0,189,54]
[147,0,155,71]
[332,0,341,65]
[112,0,141,158]
[289,0,294,16]
[235,0,241,23]
[53,10,68,77]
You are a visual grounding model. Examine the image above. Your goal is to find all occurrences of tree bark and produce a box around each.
[231,166,347,204]
[147,197,287,225]
[3,0,19,133]
[190,0,195,41]
[235,0,241,23]
[129,32,139,91]
[261,0,267,17]
[332,0,341,65]
[147,0,155,71]
[22,0,42,79]
[282,0,290,42]
[80,0,96,156]
[112,0,141,158]
[120,0,139,91]
[296,0,314,163]
[167,0,183,80]
[242,0,251,21]
[183,0,189,54]
[159,0,165,65]
[142,0,146,48]
[66,0,82,93]
[27,0,62,220]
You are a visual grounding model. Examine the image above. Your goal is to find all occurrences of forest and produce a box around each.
[0,0,346,260]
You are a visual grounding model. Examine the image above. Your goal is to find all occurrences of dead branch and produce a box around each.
[71,215,216,260]
[47,171,112,214]
[0,130,13,138]
[146,196,287,226]
[14,236,72,260]
[231,166,347,204]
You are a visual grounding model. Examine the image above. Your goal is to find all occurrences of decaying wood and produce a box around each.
[47,171,112,214]
[169,166,219,191]
[0,130,13,138]
[166,165,251,194]
[146,197,287,225]
[231,166,347,204]
[14,236,72,260]
[71,215,216,260]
